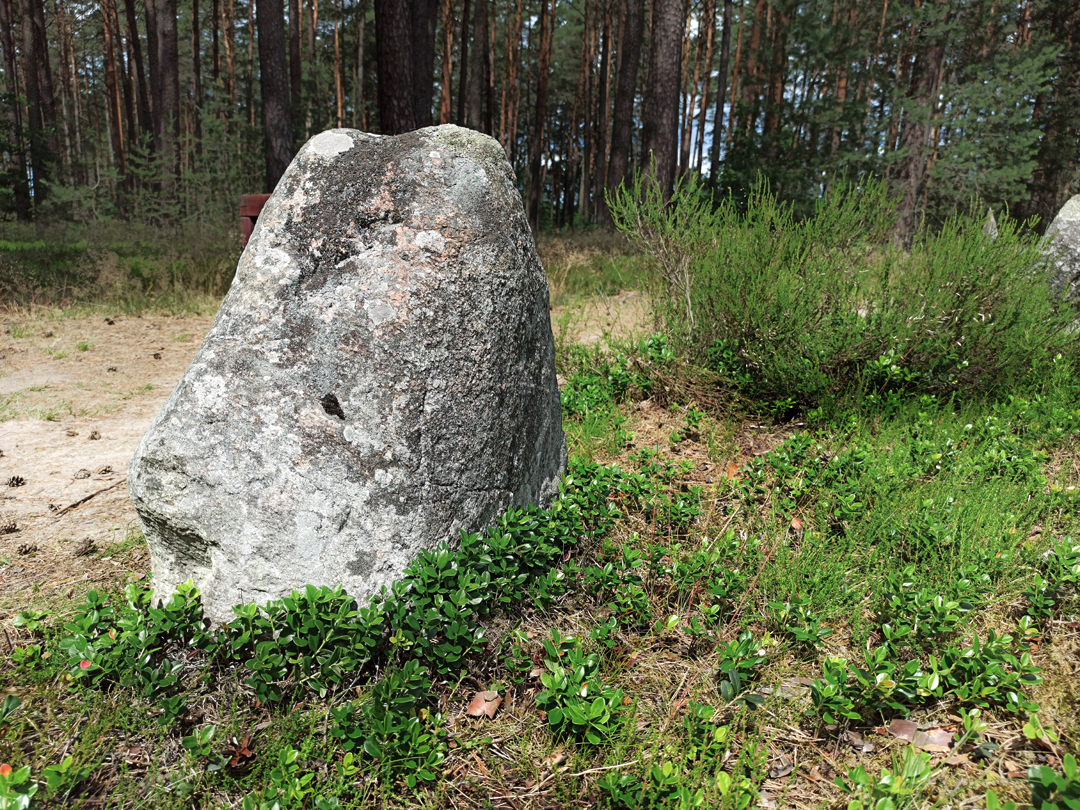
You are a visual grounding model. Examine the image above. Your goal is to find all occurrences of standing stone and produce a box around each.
[1045,195,1080,312]
[128,126,567,623]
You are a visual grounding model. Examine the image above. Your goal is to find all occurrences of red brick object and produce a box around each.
[240,194,273,249]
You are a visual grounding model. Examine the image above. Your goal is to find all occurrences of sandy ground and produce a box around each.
[0,314,215,613]
[0,296,648,619]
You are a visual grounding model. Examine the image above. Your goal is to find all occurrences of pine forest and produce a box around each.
[1,0,1079,240]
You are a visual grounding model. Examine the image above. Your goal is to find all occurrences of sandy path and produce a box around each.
[0,315,214,611]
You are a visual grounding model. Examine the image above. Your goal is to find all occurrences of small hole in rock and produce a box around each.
[320,393,346,420]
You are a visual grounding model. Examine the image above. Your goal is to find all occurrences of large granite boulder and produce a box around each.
[129,126,567,623]
[1045,195,1080,312]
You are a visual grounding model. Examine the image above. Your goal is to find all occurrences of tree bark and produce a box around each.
[145,0,161,132]
[456,0,470,124]
[466,0,488,129]
[411,0,437,126]
[222,0,235,104]
[679,2,704,178]
[155,0,181,191]
[306,0,317,132]
[19,0,56,203]
[256,0,294,188]
[593,0,612,223]
[334,15,343,125]
[607,0,643,193]
[439,0,453,123]
[641,0,684,197]
[762,1,788,159]
[893,0,950,247]
[123,0,152,139]
[192,0,203,145]
[102,0,128,179]
[212,0,221,80]
[693,0,715,173]
[527,0,552,231]
[356,0,367,128]
[290,0,302,127]
[0,0,31,219]
[375,0,416,133]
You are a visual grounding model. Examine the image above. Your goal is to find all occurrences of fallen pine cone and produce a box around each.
[17,543,37,555]
[72,537,97,557]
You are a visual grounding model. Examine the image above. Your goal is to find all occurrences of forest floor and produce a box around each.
[0,269,1078,810]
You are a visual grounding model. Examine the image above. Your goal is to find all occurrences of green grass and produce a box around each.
[0,219,237,310]
[2,368,1077,809]
[2,225,1079,810]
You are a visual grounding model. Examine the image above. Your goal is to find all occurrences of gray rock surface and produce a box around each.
[1045,194,1080,311]
[128,125,567,623]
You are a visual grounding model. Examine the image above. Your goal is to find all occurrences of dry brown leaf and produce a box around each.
[912,727,953,752]
[768,757,794,779]
[803,765,826,784]
[542,751,567,769]
[944,754,971,767]
[1004,759,1027,779]
[888,719,952,752]
[888,719,919,742]
[466,690,502,719]
[847,731,875,753]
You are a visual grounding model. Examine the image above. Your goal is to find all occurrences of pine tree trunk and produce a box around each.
[580,0,593,222]
[55,0,74,179]
[192,0,202,145]
[212,0,220,80]
[306,0,318,132]
[0,0,31,219]
[222,0,235,105]
[724,0,743,149]
[439,0,453,123]
[334,15,343,125]
[527,0,552,231]
[110,0,135,158]
[693,0,715,173]
[411,0,437,126]
[499,0,520,146]
[738,0,764,137]
[641,0,684,197]
[762,2,787,160]
[466,0,488,129]
[456,0,470,124]
[257,0,294,187]
[607,0,643,192]
[356,0,367,128]
[375,0,416,133]
[593,0,612,223]
[893,0,949,247]
[19,0,55,203]
[123,0,152,139]
[102,0,128,179]
[679,3,704,178]
[156,0,181,195]
[485,0,495,134]
[146,0,161,133]
[290,0,302,126]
